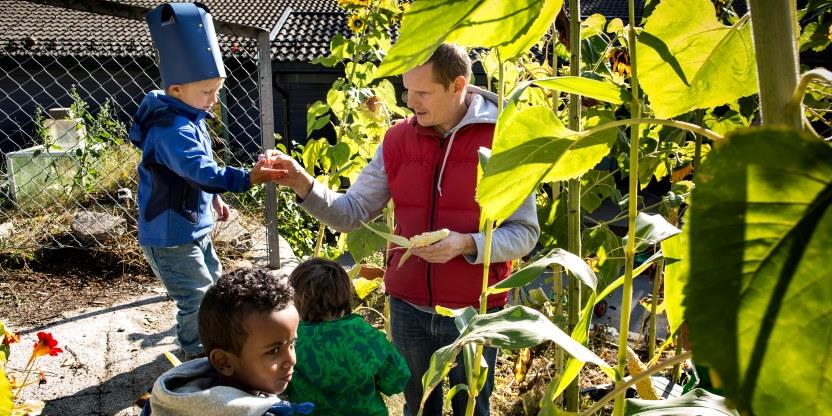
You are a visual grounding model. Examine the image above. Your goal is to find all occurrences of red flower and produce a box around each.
[32,332,63,358]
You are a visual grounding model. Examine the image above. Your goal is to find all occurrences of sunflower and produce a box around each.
[338,0,370,9]
[607,47,631,78]
[347,14,367,33]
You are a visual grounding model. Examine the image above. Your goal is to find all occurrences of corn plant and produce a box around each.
[368,0,831,415]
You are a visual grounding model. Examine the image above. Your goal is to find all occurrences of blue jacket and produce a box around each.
[129,90,251,247]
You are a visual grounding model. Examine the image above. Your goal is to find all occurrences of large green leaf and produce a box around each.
[581,170,622,213]
[625,388,739,415]
[375,0,549,79]
[346,222,390,263]
[686,127,832,415]
[536,77,631,104]
[477,105,616,223]
[636,0,757,118]
[496,0,563,60]
[420,306,615,408]
[489,248,598,293]
[305,101,330,138]
[301,138,330,174]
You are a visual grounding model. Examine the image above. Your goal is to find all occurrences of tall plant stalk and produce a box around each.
[613,0,642,413]
[465,221,493,416]
[564,0,583,410]
[384,200,395,339]
[313,223,326,257]
[464,52,505,416]
[647,258,664,359]
[747,0,801,128]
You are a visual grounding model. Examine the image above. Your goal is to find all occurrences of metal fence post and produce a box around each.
[256,30,280,269]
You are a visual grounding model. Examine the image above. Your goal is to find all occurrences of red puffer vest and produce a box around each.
[383,117,510,308]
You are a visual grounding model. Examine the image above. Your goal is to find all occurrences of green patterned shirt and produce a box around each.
[286,314,410,415]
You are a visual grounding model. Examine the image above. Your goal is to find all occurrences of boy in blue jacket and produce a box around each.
[129,2,285,358]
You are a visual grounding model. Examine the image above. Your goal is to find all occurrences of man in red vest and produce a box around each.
[272,43,539,416]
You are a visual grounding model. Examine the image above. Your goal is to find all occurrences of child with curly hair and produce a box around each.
[148,267,312,416]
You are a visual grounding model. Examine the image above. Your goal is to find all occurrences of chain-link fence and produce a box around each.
[0,3,282,266]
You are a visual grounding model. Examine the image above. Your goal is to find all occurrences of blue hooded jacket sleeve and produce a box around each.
[153,122,251,193]
[129,90,252,247]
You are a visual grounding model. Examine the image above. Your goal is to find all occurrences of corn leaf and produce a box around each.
[489,248,598,293]
[360,221,410,247]
[420,306,615,408]
[625,388,739,415]
[622,212,681,253]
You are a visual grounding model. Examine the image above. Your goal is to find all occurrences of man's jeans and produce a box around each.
[390,297,497,416]
[141,235,221,357]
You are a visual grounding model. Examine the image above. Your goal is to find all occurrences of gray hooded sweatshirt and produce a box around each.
[300,85,539,268]
[149,358,284,416]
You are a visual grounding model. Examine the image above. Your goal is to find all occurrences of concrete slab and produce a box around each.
[8,292,177,416]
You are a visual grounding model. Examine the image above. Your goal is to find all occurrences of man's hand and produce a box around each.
[265,151,315,199]
[249,157,288,186]
[410,231,476,264]
[212,195,231,222]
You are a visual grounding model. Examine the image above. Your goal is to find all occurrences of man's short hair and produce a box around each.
[425,43,472,88]
[288,258,352,322]
[198,267,293,355]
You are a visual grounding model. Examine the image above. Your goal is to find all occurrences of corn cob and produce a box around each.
[359,223,450,267]
[513,348,532,383]
[626,346,659,400]
[398,228,450,267]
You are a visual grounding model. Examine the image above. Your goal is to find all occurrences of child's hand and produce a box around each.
[265,151,315,199]
[213,195,231,221]
[250,157,288,185]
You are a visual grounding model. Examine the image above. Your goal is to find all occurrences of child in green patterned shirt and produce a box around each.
[286,258,410,415]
